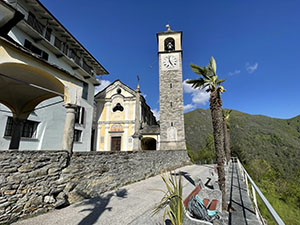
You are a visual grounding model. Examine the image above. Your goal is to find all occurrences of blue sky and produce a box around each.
[42,0,300,119]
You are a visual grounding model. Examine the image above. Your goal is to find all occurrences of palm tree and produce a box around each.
[223,109,232,164]
[187,56,227,210]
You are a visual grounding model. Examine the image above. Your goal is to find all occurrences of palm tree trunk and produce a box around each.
[210,90,227,210]
[224,125,231,163]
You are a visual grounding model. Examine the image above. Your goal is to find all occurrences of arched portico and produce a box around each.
[0,62,70,150]
[0,36,86,152]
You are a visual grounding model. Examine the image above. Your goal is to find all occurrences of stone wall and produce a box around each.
[0,151,69,224]
[0,150,190,224]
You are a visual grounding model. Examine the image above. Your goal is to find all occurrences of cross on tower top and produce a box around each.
[166,24,171,31]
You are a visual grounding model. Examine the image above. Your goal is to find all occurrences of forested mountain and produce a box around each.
[185,108,300,176]
[184,108,300,225]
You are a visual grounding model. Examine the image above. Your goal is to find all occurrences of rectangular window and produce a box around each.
[4,117,13,137]
[62,43,69,55]
[75,107,85,124]
[27,12,44,35]
[82,60,92,75]
[69,49,81,65]
[82,82,89,100]
[74,129,82,142]
[4,117,39,138]
[22,120,38,138]
[170,102,173,107]
[41,51,49,61]
[45,27,52,41]
[54,37,63,50]
[24,39,49,61]
[170,83,172,88]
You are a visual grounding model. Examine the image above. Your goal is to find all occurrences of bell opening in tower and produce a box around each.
[164,37,175,52]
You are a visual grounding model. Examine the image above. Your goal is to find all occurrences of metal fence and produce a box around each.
[232,157,285,225]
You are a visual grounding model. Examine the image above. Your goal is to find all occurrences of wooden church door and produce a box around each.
[111,137,121,151]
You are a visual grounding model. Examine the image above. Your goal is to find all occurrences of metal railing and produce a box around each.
[232,157,285,225]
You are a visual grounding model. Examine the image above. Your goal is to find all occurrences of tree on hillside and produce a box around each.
[187,57,227,209]
[223,109,232,164]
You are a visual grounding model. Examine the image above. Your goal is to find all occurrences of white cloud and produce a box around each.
[184,104,196,112]
[246,62,258,74]
[228,70,241,76]
[151,108,160,121]
[182,80,196,94]
[183,79,210,106]
[94,79,111,94]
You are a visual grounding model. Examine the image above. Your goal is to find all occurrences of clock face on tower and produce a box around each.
[162,54,179,70]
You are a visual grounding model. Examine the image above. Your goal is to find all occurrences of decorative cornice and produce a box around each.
[98,120,135,125]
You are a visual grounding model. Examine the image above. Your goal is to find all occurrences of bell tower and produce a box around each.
[157,25,186,150]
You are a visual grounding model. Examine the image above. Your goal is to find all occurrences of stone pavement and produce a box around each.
[13,162,262,225]
[226,162,261,225]
[13,164,217,225]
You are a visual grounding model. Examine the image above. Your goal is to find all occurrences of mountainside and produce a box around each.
[184,108,300,224]
[184,108,300,178]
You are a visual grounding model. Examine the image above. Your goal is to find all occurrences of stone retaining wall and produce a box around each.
[0,151,69,224]
[0,150,190,224]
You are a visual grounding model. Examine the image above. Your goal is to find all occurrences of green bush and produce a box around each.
[187,134,216,164]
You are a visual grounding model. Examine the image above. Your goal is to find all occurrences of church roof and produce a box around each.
[94,79,137,99]
[140,124,160,135]
[156,25,182,36]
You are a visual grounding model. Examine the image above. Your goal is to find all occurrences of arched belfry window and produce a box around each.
[113,103,124,112]
[164,37,175,52]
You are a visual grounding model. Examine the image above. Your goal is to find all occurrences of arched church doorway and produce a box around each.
[141,137,156,150]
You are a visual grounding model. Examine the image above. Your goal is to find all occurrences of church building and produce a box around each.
[94,25,187,152]
[94,80,160,151]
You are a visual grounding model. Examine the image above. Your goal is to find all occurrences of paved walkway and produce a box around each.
[226,162,261,225]
[13,164,216,225]
[13,162,262,225]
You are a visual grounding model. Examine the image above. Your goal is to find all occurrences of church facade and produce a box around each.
[94,80,159,151]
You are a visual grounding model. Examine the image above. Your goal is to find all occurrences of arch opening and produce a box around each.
[0,62,65,118]
[141,137,156,150]
[164,37,175,52]
[0,62,65,149]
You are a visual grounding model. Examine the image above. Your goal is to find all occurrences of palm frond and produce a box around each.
[216,78,226,85]
[189,57,226,96]
[186,78,206,89]
[190,63,205,75]
[209,56,217,75]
